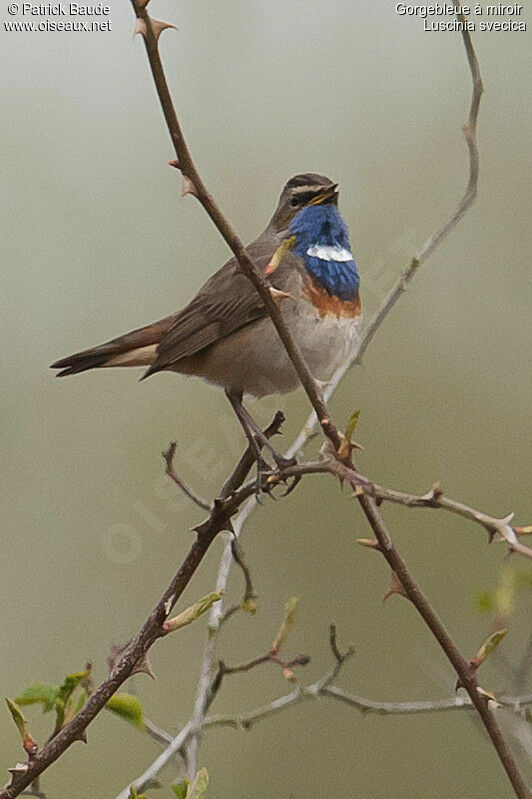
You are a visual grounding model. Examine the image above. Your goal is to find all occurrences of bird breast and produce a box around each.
[172,284,361,398]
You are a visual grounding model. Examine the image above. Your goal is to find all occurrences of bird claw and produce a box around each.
[253,457,274,502]
[279,474,301,497]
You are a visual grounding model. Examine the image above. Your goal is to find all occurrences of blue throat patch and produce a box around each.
[290,205,360,302]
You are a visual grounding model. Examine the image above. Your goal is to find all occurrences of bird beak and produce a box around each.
[308,183,339,205]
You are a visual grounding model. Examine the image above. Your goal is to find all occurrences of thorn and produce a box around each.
[131,652,155,680]
[132,17,146,38]
[181,175,198,198]
[269,287,295,304]
[151,17,177,42]
[422,481,443,505]
[431,481,443,501]
[383,570,409,602]
[108,642,155,680]
[164,594,175,616]
[8,763,28,776]
[500,512,515,526]
[477,686,497,702]
[168,159,180,169]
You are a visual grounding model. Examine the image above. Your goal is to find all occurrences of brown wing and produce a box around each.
[144,242,274,377]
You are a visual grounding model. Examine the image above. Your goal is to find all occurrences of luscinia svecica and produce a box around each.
[52,174,361,468]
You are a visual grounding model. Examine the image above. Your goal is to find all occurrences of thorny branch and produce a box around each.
[163,442,210,512]
[117,622,532,797]
[374,483,532,559]
[3,2,530,798]
[0,418,287,798]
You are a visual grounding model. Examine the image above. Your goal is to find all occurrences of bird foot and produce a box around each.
[253,456,273,503]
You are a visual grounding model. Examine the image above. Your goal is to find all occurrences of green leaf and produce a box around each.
[106,693,145,731]
[187,768,209,799]
[54,669,90,732]
[344,409,360,445]
[5,698,37,755]
[271,597,298,654]
[164,592,224,634]
[57,670,89,705]
[15,683,58,713]
[474,629,507,667]
[473,591,494,614]
[172,781,189,799]
[64,688,88,726]
[5,698,28,740]
[128,788,148,799]
[172,769,208,798]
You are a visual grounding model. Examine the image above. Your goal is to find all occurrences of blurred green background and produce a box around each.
[1,2,531,796]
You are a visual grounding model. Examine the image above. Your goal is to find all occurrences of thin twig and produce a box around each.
[375,483,532,559]
[117,625,352,796]
[163,442,210,511]
[203,689,532,730]
[205,459,532,561]
[116,629,532,799]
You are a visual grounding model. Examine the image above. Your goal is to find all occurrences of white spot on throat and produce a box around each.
[306,244,353,262]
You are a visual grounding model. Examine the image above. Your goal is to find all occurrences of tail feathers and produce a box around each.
[53,351,112,377]
[51,314,176,378]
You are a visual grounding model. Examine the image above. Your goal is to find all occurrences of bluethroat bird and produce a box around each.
[52,174,361,476]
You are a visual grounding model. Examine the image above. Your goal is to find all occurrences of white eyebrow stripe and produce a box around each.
[306,244,353,262]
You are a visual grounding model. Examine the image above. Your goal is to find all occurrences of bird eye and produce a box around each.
[290,195,299,207]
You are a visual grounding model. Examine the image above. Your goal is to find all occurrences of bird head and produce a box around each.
[270,173,339,232]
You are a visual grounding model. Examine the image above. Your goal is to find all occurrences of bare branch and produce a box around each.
[163,442,210,511]
[229,539,256,611]
[322,688,532,717]
[204,689,532,731]
[354,3,483,366]
[375,483,532,560]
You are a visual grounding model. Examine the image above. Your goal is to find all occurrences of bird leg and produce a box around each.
[225,389,271,497]
[224,389,297,495]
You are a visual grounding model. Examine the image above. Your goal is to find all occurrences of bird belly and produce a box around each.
[172,298,361,398]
